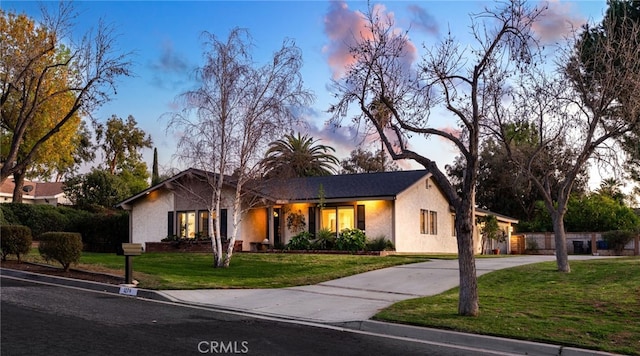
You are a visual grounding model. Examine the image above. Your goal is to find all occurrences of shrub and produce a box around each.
[311,228,335,250]
[0,225,32,262]
[602,230,636,255]
[366,236,395,251]
[336,228,366,252]
[76,211,129,253]
[286,231,313,250]
[525,239,539,253]
[38,232,83,271]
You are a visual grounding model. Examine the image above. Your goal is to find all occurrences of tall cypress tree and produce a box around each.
[151,147,160,185]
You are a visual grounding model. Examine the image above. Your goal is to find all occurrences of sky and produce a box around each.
[3,0,609,179]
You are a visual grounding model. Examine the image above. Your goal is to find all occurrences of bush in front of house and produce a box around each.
[310,228,335,250]
[38,232,83,271]
[602,230,636,255]
[366,235,395,251]
[286,231,312,250]
[0,225,32,262]
[336,228,366,252]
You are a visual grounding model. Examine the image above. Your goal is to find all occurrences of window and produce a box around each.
[177,211,196,238]
[429,211,438,235]
[199,211,209,237]
[420,209,438,235]
[420,209,428,234]
[451,214,456,237]
[357,205,365,230]
[321,206,355,232]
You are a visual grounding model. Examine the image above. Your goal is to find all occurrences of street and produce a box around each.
[1,277,474,356]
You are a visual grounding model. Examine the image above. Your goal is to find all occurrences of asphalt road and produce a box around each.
[1,277,481,356]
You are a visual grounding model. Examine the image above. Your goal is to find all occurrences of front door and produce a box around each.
[273,208,282,246]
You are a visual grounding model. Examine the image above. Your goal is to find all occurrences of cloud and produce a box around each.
[407,5,438,35]
[532,0,587,42]
[149,40,195,90]
[438,125,462,140]
[322,1,417,79]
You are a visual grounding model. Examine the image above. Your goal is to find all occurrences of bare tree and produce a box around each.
[0,3,132,184]
[330,1,542,316]
[167,28,312,267]
[493,2,640,272]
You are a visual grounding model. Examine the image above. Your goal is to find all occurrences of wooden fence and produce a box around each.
[510,232,640,256]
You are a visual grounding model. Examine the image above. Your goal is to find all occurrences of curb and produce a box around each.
[0,267,170,302]
[334,320,617,356]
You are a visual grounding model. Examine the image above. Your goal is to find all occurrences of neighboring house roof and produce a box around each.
[260,170,432,203]
[0,179,67,204]
[476,207,519,224]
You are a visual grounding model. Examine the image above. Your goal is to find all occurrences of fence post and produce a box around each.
[635,234,639,256]
[591,233,597,255]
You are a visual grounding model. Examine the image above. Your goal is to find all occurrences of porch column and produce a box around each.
[267,206,274,245]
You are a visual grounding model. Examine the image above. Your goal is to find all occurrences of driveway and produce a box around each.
[158,255,611,323]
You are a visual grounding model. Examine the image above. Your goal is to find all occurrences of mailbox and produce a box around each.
[122,243,143,256]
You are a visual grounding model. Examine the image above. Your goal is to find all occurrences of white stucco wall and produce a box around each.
[394,177,458,253]
[240,208,267,250]
[357,200,393,241]
[131,189,174,245]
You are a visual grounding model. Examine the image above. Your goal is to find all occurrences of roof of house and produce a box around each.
[116,168,236,208]
[0,179,65,198]
[259,170,431,202]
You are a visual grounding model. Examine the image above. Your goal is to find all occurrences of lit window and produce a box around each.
[322,206,355,232]
[177,211,196,238]
[199,211,209,237]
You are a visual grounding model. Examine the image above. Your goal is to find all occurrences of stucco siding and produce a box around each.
[394,177,457,253]
[131,189,174,245]
[357,200,393,242]
[241,208,267,250]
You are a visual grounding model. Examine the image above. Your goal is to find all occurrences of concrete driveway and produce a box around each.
[158,255,612,323]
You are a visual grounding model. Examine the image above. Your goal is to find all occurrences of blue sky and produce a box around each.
[4,0,607,175]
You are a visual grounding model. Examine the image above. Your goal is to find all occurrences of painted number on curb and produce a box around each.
[119,286,138,296]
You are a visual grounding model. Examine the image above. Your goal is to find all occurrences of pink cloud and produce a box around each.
[323,1,417,79]
[438,125,462,140]
[532,0,587,42]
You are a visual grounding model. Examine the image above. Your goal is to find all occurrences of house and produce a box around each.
[0,179,70,206]
[116,168,518,254]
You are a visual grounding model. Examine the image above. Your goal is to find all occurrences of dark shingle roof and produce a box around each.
[261,170,430,202]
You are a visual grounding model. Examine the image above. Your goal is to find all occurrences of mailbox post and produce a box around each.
[121,243,143,285]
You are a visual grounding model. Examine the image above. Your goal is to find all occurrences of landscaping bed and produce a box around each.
[0,259,124,285]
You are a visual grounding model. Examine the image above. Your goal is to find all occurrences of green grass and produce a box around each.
[72,252,431,290]
[374,257,640,355]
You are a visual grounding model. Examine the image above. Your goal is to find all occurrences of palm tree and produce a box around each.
[260,132,339,178]
[597,178,626,203]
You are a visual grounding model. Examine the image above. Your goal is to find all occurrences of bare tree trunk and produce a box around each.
[11,170,26,203]
[223,182,243,267]
[209,186,222,267]
[456,201,479,316]
[551,212,571,273]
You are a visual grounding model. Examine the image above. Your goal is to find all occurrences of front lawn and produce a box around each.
[72,252,431,289]
[374,257,640,355]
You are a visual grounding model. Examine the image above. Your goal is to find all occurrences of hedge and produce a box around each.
[0,204,128,253]
[0,225,32,262]
[38,232,83,271]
